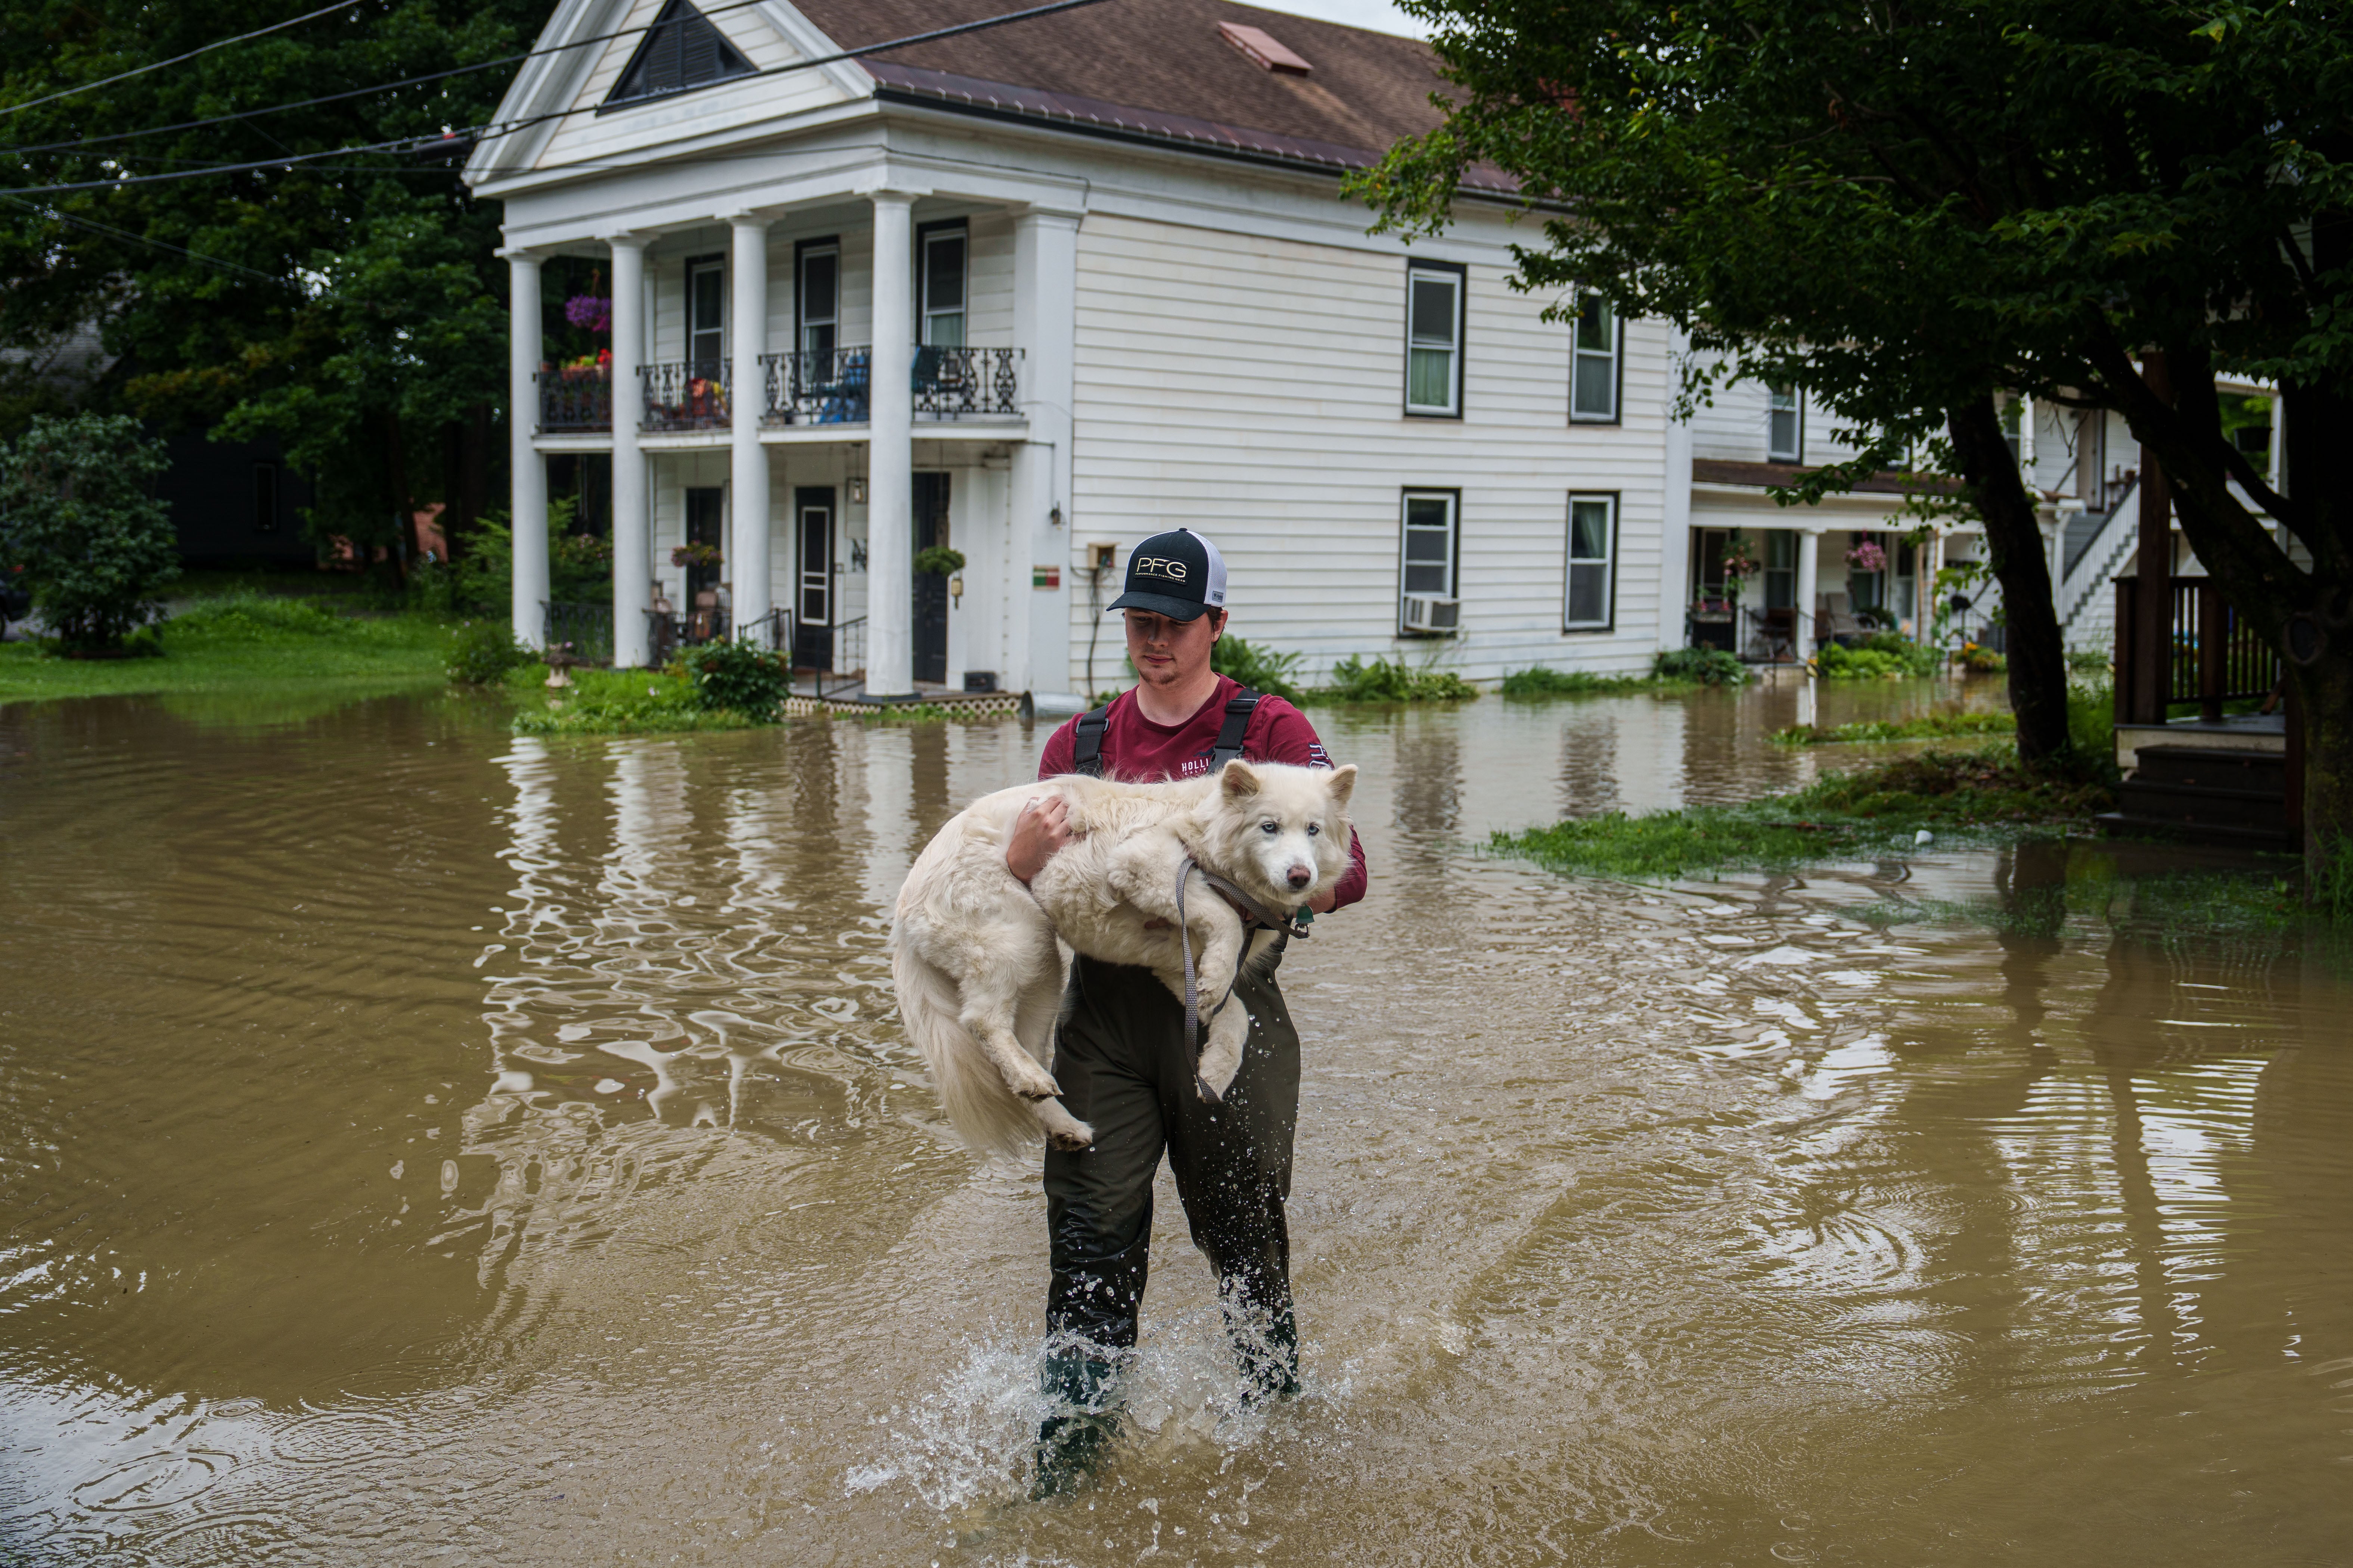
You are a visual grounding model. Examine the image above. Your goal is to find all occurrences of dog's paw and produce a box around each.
[1047,1121,1095,1152]
[1008,1061,1062,1100]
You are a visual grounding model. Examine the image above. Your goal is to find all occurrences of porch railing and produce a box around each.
[542,600,614,664]
[640,359,730,432]
[761,347,871,425]
[537,367,612,433]
[2114,574,2279,721]
[737,606,792,654]
[914,346,1021,419]
[800,616,866,700]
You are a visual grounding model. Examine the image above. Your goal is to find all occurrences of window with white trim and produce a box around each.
[1399,489,1461,634]
[1404,262,1464,416]
[919,223,967,348]
[1570,294,1620,422]
[798,242,838,362]
[1767,383,1804,461]
[1564,492,1617,629]
[686,255,724,374]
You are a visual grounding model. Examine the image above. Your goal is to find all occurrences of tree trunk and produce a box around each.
[382,410,411,589]
[1946,397,2069,765]
[2289,651,2353,903]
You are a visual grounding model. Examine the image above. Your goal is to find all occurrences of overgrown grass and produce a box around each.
[506,663,769,735]
[1493,747,2116,879]
[1500,666,1651,697]
[0,590,456,703]
[1320,654,1480,703]
[1775,710,2017,745]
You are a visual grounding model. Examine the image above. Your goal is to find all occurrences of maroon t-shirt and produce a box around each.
[1038,675,1369,910]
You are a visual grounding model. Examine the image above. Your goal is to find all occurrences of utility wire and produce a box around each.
[3,0,782,159]
[1,0,362,118]
[0,194,292,286]
[0,0,1123,197]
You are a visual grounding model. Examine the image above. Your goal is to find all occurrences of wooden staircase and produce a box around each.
[2096,744,2297,851]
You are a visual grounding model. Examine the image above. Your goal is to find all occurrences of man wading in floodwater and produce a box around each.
[1005,529,1368,1495]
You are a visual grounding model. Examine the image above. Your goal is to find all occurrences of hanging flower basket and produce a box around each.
[564,294,612,333]
[1717,536,1761,579]
[1846,538,1888,572]
[671,543,723,570]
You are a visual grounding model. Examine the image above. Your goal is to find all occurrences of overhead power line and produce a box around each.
[1,0,362,118]
[2,0,783,160]
[0,0,1124,199]
[0,194,291,286]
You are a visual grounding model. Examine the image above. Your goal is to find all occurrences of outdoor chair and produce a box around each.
[814,353,870,423]
[1747,605,1798,661]
[1816,592,1865,645]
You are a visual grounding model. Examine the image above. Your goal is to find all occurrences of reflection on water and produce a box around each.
[3,681,2348,1566]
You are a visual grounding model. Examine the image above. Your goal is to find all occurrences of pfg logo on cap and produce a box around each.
[1108,528,1228,619]
[1135,556,1189,581]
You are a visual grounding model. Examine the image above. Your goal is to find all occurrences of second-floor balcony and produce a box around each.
[533,347,1023,436]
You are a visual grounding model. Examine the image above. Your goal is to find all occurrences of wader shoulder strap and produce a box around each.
[1070,704,1113,778]
[1209,688,1261,772]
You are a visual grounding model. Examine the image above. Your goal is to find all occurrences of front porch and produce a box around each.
[503,178,1079,697]
[1683,521,2002,664]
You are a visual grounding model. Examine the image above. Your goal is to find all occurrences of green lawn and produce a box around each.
[0,593,459,704]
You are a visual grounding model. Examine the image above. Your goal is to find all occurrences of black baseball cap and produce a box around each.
[1107,529,1229,622]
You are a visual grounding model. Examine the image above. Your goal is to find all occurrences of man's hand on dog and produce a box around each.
[1006,795,1074,884]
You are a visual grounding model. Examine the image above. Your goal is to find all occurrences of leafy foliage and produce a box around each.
[0,412,177,650]
[412,498,611,612]
[508,665,763,736]
[1500,665,1644,696]
[680,638,790,715]
[1817,634,1943,681]
[1211,632,1307,705]
[912,546,966,577]
[1650,648,1751,687]
[445,619,530,684]
[1774,711,2016,745]
[1322,655,1479,703]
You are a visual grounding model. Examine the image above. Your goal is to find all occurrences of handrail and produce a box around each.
[2114,574,2278,721]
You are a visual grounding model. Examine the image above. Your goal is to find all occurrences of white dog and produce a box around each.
[890,760,1357,1160]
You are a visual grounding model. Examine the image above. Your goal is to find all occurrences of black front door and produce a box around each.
[794,486,833,669]
[912,471,950,686]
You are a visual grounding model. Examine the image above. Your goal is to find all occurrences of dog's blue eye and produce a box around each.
[1307,823,1320,836]
[1260,822,1278,834]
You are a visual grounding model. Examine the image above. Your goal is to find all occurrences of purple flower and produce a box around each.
[564,295,612,334]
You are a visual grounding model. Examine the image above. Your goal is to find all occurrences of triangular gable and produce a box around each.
[466,0,873,196]
[603,0,753,111]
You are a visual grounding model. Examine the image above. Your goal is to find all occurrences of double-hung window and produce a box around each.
[1399,489,1460,634]
[1404,261,1464,417]
[1570,295,1620,422]
[919,223,967,348]
[686,255,724,377]
[797,241,838,363]
[1767,383,1804,461]
[1564,493,1617,630]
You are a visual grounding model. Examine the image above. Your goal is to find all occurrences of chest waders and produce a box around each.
[1035,686,1305,1497]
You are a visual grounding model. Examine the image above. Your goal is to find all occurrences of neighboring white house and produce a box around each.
[467,0,1681,695]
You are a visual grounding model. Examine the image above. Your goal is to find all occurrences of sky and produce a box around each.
[1236,0,1428,39]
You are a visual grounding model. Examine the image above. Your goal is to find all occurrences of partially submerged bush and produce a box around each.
[1323,654,1478,702]
[1211,633,1307,704]
[680,637,790,715]
[0,413,178,653]
[1773,711,2017,745]
[1651,647,1751,686]
[447,621,534,685]
[1501,665,1647,696]
[1818,632,1943,681]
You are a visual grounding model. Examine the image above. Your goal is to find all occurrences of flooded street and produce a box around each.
[3,677,2348,1565]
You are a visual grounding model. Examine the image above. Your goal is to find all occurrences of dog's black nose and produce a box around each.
[1286,867,1312,890]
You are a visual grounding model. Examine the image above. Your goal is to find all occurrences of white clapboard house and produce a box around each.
[468,0,1687,696]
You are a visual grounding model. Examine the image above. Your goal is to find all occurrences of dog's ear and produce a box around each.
[1220,759,1262,798]
[1324,763,1357,811]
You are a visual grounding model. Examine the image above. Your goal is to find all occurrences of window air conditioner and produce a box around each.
[1401,594,1460,634]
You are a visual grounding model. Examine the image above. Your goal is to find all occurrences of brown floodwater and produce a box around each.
[3,677,2347,1565]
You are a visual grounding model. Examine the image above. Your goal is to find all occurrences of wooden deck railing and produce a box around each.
[2114,575,2279,721]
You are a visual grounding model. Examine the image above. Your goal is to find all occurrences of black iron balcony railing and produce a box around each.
[913,346,1022,419]
[537,365,612,433]
[640,359,730,432]
[761,348,871,425]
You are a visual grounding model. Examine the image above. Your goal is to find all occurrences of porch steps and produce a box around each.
[2096,744,2297,851]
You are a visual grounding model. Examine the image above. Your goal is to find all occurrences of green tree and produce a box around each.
[1358,0,2353,885]
[0,1,554,569]
[0,411,177,650]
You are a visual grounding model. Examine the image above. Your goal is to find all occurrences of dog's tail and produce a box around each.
[890,936,1043,1162]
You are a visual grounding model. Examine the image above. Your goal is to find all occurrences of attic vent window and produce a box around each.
[603,0,754,110]
[1217,21,1312,76]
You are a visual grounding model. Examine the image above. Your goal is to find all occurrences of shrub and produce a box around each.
[1959,643,2008,673]
[1502,665,1645,696]
[2065,647,2113,676]
[0,413,178,652]
[1212,633,1307,704]
[1817,634,1943,681]
[1323,654,1478,702]
[1651,647,1751,686]
[170,592,345,640]
[447,620,534,685]
[681,637,791,714]
[1858,631,1944,676]
[422,498,611,614]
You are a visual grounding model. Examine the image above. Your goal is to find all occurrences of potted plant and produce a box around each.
[671,542,723,571]
[1845,537,1888,573]
[1717,535,1761,580]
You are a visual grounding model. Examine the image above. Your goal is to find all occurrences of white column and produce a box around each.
[608,235,651,667]
[1658,325,1695,652]
[1011,206,1080,696]
[505,249,548,650]
[1795,526,1820,656]
[866,191,918,698]
[729,215,771,636]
